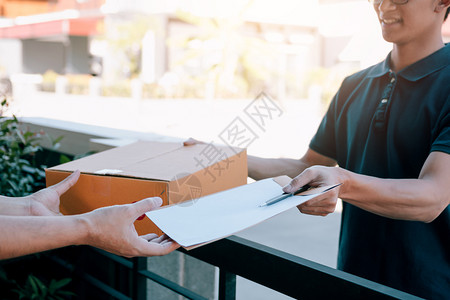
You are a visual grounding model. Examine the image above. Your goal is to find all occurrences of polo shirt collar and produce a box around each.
[367,57,390,78]
[367,43,450,81]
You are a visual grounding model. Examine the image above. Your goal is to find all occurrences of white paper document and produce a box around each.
[146,178,340,249]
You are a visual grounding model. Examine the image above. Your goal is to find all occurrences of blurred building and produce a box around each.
[0,0,448,99]
[0,0,103,75]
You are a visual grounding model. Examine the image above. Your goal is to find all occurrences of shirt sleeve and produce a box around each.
[431,94,450,155]
[308,80,348,161]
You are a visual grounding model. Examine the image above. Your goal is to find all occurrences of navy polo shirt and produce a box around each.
[310,44,450,298]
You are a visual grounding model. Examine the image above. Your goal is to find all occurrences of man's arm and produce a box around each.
[0,196,31,216]
[285,151,450,222]
[248,148,337,180]
[0,198,179,260]
[183,137,337,180]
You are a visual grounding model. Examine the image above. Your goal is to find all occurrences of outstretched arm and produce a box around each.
[248,148,337,180]
[284,151,450,222]
[0,197,179,260]
[184,137,337,180]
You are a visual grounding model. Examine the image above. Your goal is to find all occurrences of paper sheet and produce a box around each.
[146,178,339,249]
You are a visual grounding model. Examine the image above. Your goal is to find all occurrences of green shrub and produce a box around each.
[0,99,46,196]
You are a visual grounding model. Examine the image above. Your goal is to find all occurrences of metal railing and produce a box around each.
[45,236,420,300]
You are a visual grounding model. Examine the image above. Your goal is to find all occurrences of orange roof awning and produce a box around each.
[0,17,101,39]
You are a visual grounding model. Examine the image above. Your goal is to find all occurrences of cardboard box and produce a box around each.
[46,141,247,235]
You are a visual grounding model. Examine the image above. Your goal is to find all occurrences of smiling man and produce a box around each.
[246,0,450,298]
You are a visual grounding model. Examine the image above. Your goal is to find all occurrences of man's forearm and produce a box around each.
[0,215,89,260]
[339,168,449,223]
[0,196,30,216]
[248,149,337,181]
[248,156,310,180]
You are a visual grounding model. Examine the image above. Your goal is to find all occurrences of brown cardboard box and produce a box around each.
[46,141,247,235]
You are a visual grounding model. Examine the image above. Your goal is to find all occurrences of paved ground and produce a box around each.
[10,90,341,299]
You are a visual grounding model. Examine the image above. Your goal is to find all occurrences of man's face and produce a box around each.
[373,0,444,45]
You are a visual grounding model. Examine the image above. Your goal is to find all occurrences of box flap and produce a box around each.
[49,140,244,181]
[49,141,181,175]
[120,143,242,181]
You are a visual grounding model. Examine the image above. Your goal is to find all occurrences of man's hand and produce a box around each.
[283,166,343,216]
[28,170,80,216]
[83,197,179,257]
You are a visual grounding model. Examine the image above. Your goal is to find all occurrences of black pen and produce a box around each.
[259,184,311,207]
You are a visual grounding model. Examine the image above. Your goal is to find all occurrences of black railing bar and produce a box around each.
[92,248,208,299]
[0,253,39,266]
[218,269,236,300]
[182,236,421,300]
[138,269,209,300]
[92,247,133,268]
[47,253,131,300]
[81,271,132,300]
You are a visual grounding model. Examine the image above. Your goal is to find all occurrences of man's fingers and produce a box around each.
[283,171,312,194]
[131,197,163,219]
[134,236,180,256]
[52,170,81,196]
[140,233,167,244]
[297,199,336,215]
[298,206,331,216]
[140,233,159,241]
[140,233,179,249]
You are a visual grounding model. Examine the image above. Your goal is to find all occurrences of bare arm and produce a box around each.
[0,196,31,216]
[248,148,337,180]
[0,198,179,260]
[285,151,450,222]
[0,214,87,259]
[183,137,336,180]
[0,172,178,259]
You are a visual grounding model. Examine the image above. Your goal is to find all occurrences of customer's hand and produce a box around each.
[283,166,343,216]
[28,170,80,216]
[83,197,179,257]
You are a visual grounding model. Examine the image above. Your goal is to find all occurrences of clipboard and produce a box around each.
[146,176,341,250]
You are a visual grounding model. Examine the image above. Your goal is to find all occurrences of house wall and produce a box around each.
[22,39,65,74]
[67,36,90,74]
[22,35,90,74]
[0,38,22,75]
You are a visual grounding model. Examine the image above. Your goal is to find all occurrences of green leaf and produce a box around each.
[15,131,26,146]
[48,279,57,294]
[59,154,71,164]
[37,277,48,298]
[7,179,18,191]
[50,277,71,291]
[52,135,64,146]
[28,275,40,296]
[23,131,34,140]
[12,288,26,299]
[73,150,96,160]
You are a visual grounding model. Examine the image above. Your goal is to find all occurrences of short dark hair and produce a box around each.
[446,7,450,21]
